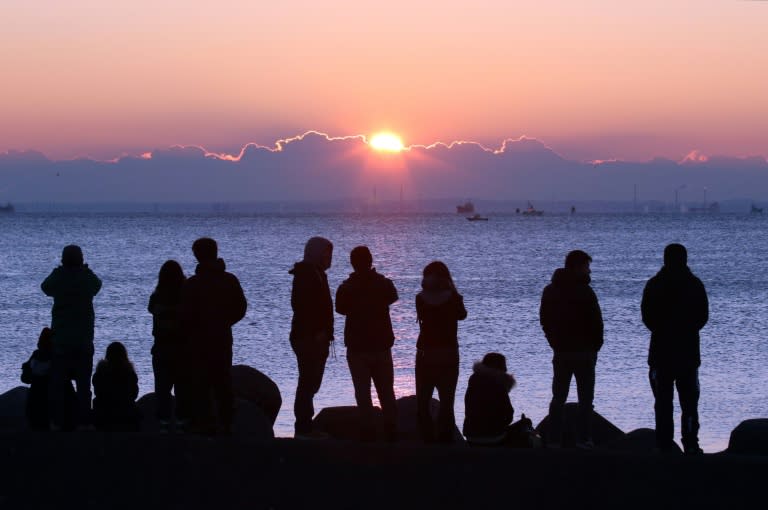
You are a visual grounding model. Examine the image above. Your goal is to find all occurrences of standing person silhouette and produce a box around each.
[415,261,467,443]
[336,246,399,441]
[148,259,188,433]
[180,238,247,435]
[539,249,604,448]
[641,243,709,454]
[289,236,334,440]
[41,244,102,430]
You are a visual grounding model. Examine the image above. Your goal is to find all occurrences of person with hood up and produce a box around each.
[641,243,708,455]
[415,261,467,443]
[335,246,399,441]
[41,244,102,430]
[289,236,334,439]
[539,249,604,448]
[180,237,247,435]
[462,352,517,445]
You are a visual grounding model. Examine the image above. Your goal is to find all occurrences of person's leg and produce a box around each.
[72,345,94,427]
[676,367,701,453]
[371,350,397,440]
[415,352,435,442]
[212,355,234,433]
[293,344,329,434]
[347,352,375,439]
[434,353,459,443]
[573,355,596,443]
[649,367,675,449]
[153,353,173,423]
[548,354,571,445]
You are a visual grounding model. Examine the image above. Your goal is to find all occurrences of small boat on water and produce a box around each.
[0,203,14,213]
[456,201,475,214]
[751,203,763,214]
[466,213,488,221]
[521,201,543,216]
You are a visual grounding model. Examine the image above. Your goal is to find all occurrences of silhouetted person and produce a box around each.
[21,327,55,430]
[149,259,188,433]
[462,352,516,446]
[92,341,140,431]
[336,246,399,441]
[180,238,247,435]
[41,244,102,430]
[289,236,334,439]
[540,249,604,448]
[641,243,708,455]
[415,261,467,443]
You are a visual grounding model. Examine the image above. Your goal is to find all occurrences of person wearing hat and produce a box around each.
[539,249,604,448]
[462,352,517,445]
[41,244,102,429]
[288,236,335,439]
[642,243,709,454]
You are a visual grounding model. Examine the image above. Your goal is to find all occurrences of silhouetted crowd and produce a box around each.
[23,237,708,454]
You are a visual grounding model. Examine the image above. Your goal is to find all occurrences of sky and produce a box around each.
[1,0,767,162]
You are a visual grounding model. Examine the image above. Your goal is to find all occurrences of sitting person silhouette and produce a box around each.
[92,342,141,431]
[21,327,55,430]
[462,352,518,446]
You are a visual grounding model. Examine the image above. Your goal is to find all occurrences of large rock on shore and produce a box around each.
[0,386,28,431]
[313,396,465,443]
[604,428,682,453]
[136,392,273,439]
[230,365,282,425]
[728,419,768,455]
[535,402,624,447]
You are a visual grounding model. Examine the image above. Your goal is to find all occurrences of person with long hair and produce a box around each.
[415,261,467,443]
[92,341,140,431]
[148,259,187,433]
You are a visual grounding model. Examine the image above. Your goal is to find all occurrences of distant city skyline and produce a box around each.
[1,1,766,162]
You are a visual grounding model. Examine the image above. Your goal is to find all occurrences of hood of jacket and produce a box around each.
[472,362,516,392]
[418,274,453,306]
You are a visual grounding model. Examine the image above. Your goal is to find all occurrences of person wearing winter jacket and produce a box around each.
[415,261,467,443]
[336,246,399,441]
[462,352,517,445]
[21,327,55,430]
[289,236,334,439]
[41,244,102,430]
[539,249,604,448]
[641,243,709,454]
[92,342,141,431]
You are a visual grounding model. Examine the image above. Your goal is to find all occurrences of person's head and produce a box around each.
[481,352,507,373]
[422,260,454,290]
[663,243,688,269]
[61,244,84,268]
[192,237,218,263]
[350,245,373,272]
[157,259,185,291]
[303,236,333,270]
[105,341,130,366]
[37,327,53,351]
[565,249,592,275]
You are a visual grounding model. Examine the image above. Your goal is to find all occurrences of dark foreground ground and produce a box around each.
[0,431,764,510]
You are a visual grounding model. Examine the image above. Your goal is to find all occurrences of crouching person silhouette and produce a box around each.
[21,327,55,430]
[462,353,520,446]
[92,342,141,431]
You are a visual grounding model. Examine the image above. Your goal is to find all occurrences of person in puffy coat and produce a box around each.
[463,352,516,445]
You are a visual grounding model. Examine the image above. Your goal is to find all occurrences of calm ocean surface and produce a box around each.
[1,211,767,451]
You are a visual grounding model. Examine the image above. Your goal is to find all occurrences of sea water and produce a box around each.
[1,211,767,451]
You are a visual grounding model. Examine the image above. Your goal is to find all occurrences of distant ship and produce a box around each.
[521,201,543,216]
[751,203,763,214]
[456,201,475,214]
[466,213,488,221]
[689,202,720,213]
[0,203,14,213]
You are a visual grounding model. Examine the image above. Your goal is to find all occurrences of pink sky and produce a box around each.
[1,0,766,161]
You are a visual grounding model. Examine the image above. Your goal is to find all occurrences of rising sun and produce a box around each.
[369,132,404,152]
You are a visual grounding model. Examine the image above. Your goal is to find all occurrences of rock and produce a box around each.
[535,402,624,447]
[728,419,768,455]
[0,386,28,431]
[395,395,465,444]
[313,406,383,440]
[604,428,682,453]
[136,392,273,439]
[230,365,282,425]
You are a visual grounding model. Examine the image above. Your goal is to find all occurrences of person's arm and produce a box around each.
[539,287,555,347]
[640,280,657,332]
[385,279,399,306]
[455,293,468,321]
[695,279,709,331]
[590,289,604,352]
[228,276,248,326]
[335,281,349,316]
[85,268,102,296]
[40,268,60,296]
